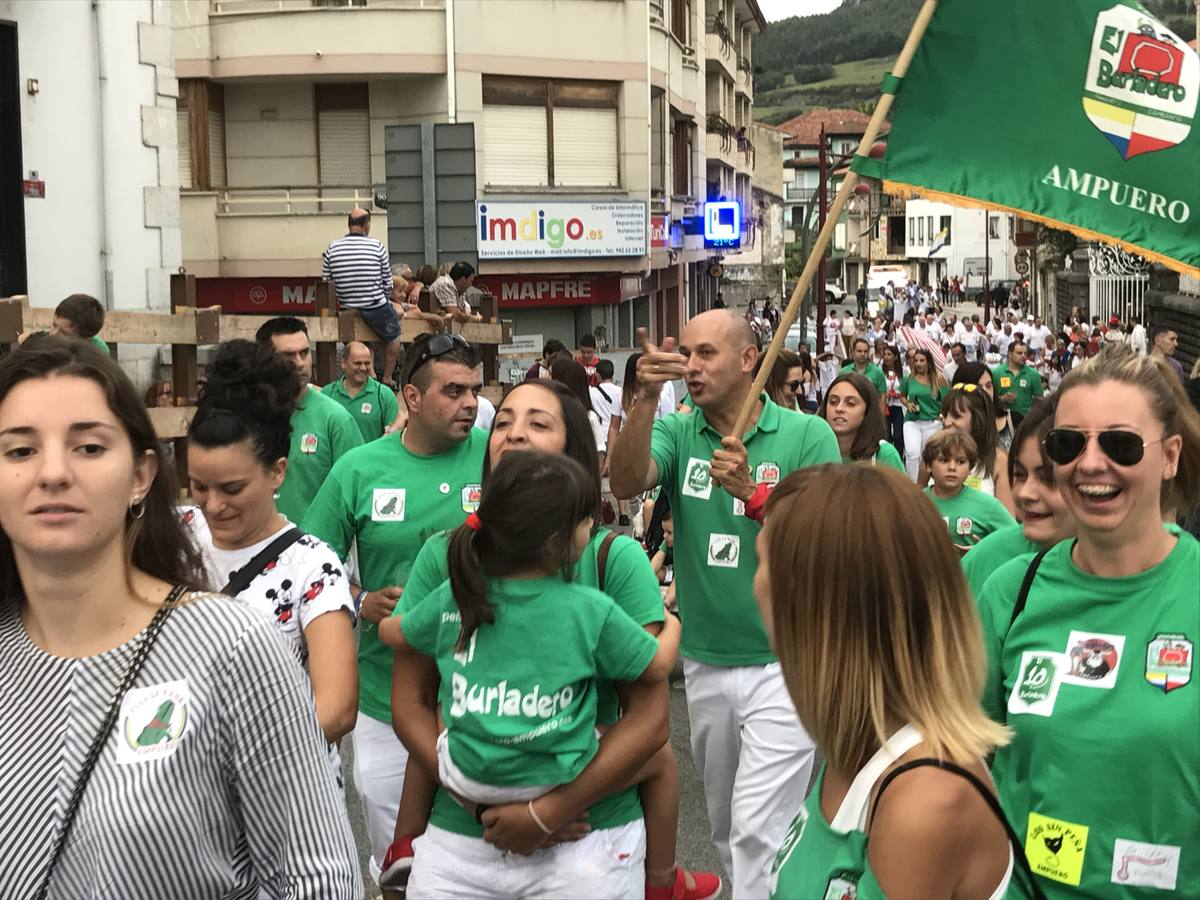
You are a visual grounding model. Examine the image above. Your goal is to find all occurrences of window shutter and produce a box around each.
[207,105,226,189]
[482,105,548,186]
[177,108,193,189]
[553,107,618,187]
[317,107,370,185]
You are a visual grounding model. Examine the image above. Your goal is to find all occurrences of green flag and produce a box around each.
[854,0,1200,278]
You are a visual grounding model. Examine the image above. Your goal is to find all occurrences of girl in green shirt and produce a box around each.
[901,348,948,481]
[818,373,905,472]
[756,464,1035,900]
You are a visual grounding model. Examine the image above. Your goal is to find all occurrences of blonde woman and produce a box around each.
[756,464,1038,900]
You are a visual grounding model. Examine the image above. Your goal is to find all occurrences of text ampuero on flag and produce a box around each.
[853,0,1200,278]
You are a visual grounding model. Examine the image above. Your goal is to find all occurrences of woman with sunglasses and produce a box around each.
[976,345,1200,899]
[900,348,948,481]
[953,361,1015,453]
[762,348,804,412]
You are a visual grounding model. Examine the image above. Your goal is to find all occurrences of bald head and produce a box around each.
[679,310,760,413]
[342,340,374,386]
[348,207,371,233]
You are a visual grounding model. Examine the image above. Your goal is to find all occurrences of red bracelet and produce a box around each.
[743,482,772,524]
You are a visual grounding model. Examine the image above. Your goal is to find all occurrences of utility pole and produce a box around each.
[983,211,991,324]
[817,124,828,352]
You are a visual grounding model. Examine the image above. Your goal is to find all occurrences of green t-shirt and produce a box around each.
[924,485,1015,548]
[962,523,1039,600]
[300,427,487,722]
[899,373,946,421]
[977,529,1199,898]
[89,334,109,353]
[992,363,1044,416]
[650,398,841,666]
[276,387,364,525]
[395,526,665,837]
[321,376,399,444]
[844,440,905,473]
[839,361,888,400]
[402,575,658,788]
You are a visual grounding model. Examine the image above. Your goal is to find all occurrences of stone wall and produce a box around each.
[1146,289,1200,377]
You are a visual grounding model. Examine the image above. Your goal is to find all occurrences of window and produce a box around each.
[671,0,690,44]
[177,80,225,190]
[1009,216,1015,241]
[316,83,369,186]
[908,217,915,243]
[482,77,620,188]
[672,116,693,197]
[940,215,952,246]
[927,216,934,244]
[651,90,665,194]
[988,215,1000,239]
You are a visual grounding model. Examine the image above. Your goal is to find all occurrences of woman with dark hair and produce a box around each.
[951,360,1014,452]
[762,348,803,411]
[819,373,905,471]
[880,349,906,455]
[184,339,358,749]
[0,337,359,897]
[550,357,605,471]
[900,347,948,480]
[378,379,718,900]
[938,385,1015,514]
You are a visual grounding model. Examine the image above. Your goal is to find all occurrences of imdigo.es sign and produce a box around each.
[195,278,321,314]
[474,274,621,309]
[477,201,647,259]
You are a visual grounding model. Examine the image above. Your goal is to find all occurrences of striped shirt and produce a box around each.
[321,233,391,310]
[0,593,361,899]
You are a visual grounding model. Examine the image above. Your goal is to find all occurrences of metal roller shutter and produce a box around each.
[318,107,370,185]
[482,105,548,187]
[553,107,618,188]
[207,106,226,189]
[177,108,192,189]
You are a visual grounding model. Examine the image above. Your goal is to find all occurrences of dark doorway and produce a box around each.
[0,22,26,297]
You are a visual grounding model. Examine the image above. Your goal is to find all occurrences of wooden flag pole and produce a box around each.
[730,0,940,437]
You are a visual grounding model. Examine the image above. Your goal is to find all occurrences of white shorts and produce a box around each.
[436,730,555,805]
[408,820,646,900]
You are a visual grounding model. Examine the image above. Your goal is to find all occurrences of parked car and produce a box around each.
[825,282,846,303]
[972,279,1019,307]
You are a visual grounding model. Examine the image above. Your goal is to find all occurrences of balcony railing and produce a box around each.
[649,0,664,23]
[193,185,378,215]
[786,185,817,202]
[209,0,443,14]
[710,12,733,53]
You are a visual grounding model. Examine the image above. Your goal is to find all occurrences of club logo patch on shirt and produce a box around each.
[1111,838,1180,890]
[999,375,1012,388]
[955,517,974,536]
[682,457,713,500]
[1063,630,1125,688]
[361,402,373,415]
[823,875,858,900]
[732,497,745,517]
[371,488,406,522]
[116,679,189,765]
[755,461,781,485]
[1145,633,1192,693]
[768,807,809,897]
[300,433,319,455]
[1026,811,1089,886]
[1009,651,1065,717]
[462,484,482,513]
[707,533,740,568]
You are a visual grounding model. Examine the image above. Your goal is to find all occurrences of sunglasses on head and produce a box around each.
[953,383,980,393]
[1043,428,1163,467]
[400,332,471,385]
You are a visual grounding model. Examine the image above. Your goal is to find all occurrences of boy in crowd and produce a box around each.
[922,429,1015,555]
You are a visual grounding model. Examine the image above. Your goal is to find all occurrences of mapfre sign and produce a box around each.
[474,274,620,309]
[195,278,321,314]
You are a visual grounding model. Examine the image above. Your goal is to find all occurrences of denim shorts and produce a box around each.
[357,301,401,343]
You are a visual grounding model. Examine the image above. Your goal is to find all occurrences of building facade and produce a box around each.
[904,198,1019,292]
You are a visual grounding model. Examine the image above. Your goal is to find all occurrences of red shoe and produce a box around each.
[379,835,415,890]
[646,866,722,900]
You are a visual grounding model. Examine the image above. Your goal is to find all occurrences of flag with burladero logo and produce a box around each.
[852,0,1199,277]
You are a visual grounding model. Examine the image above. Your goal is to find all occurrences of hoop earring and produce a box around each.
[129,499,147,520]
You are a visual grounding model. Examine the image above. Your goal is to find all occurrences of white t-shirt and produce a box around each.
[180,509,355,669]
[475,393,496,431]
[588,409,606,453]
[590,383,617,436]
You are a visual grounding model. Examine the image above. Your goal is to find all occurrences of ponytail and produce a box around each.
[447,523,492,650]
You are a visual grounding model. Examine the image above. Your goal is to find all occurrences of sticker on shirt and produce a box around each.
[300,433,319,455]
[823,875,858,900]
[360,401,373,415]
[371,488,406,522]
[1144,633,1192,693]
[707,533,740,568]
[732,497,745,516]
[1019,378,1028,388]
[755,461,781,485]
[682,457,713,500]
[999,375,1012,389]
[1026,811,1089,886]
[1062,630,1125,688]
[1008,651,1065,717]
[1111,838,1179,891]
[768,808,809,897]
[116,679,189,765]
[462,484,482,513]
[955,517,974,536]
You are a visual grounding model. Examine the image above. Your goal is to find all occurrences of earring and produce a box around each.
[129,498,147,520]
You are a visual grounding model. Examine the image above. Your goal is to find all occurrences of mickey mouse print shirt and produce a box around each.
[181,509,355,670]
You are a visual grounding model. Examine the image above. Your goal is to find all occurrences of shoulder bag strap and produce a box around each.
[868,757,1047,900]
[32,584,184,900]
[597,530,620,593]
[220,527,305,597]
[1008,548,1048,630]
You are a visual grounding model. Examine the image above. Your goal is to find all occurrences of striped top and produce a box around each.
[0,593,361,899]
[321,233,391,310]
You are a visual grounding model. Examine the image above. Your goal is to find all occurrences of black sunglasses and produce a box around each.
[400,333,471,385]
[786,379,803,392]
[1043,428,1163,467]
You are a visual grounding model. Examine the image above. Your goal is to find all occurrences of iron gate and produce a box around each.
[1088,244,1149,324]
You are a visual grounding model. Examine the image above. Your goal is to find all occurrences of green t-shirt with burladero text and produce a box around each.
[276,387,364,525]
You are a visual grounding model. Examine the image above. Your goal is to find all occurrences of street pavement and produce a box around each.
[347,672,729,900]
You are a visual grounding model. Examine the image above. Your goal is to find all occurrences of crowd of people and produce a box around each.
[1,227,1197,900]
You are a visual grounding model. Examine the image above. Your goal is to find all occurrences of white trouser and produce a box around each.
[351,711,410,880]
[408,821,646,899]
[683,659,815,900]
[903,419,942,481]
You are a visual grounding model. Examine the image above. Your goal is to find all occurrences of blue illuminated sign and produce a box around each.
[703,201,741,249]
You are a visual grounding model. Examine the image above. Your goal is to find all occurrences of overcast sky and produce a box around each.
[757,0,842,22]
